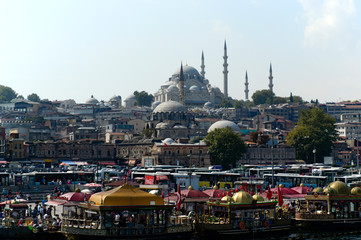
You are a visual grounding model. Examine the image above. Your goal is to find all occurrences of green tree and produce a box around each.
[273,96,287,104]
[134,91,154,107]
[0,85,17,103]
[204,127,247,169]
[251,89,275,105]
[234,100,244,109]
[141,128,154,138]
[286,107,337,163]
[220,98,233,108]
[27,93,41,102]
[24,116,45,124]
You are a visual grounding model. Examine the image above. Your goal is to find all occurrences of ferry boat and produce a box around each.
[295,180,361,229]
[196,190,292,236]
[61,184,193,239]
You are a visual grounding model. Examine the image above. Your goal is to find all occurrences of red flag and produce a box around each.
[277,185,283,207]
[266,185,272,200]
[176,184,181,211]
[164,143,168,147]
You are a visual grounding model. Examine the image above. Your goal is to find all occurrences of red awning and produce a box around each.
[156,175,168,181]
[0,161,8,164]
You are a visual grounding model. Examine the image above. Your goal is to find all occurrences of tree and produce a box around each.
[204,127,247,169]
[141,128,154,138]
[251,89,275,105]
[273,96,287,104]
[287,107,337,163]
[0,85,17,103]
[27,93,41,102]
[234,100,244,109]
[134,91,154,107]
[220,98,233,108]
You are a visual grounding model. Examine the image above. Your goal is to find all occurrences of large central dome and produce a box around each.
[153,100,187,113]
[173,65,200,77]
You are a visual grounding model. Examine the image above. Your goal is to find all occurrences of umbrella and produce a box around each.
[291,186,312,194]
[81,189,93,194]
[60,192,91,202]
[270,187,299,195]
[84,183,103,187]
[203,189,226,198]
[181,189,209,198]
[0,198,27,206]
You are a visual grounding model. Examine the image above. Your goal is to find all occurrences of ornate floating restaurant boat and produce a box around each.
[61,184,193,239]
[196,190,292,236]
[295,180,361,229]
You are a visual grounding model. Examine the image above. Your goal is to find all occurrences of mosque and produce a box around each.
[154,41,274,107]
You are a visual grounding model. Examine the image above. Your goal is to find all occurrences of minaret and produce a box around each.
[268,63,273,93]
[244,71,249,101]
[200,51,205,78]
[179,62,185,105]
[223,41,228,98]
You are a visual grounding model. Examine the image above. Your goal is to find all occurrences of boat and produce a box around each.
[196,190,292,237]
[61,184,193,239]
[295,180,361,229]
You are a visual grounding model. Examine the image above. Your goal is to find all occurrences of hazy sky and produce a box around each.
[0,0,361,103]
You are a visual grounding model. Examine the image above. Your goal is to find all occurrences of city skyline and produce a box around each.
[0,0,361,103]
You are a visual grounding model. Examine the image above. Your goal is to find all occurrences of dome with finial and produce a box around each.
[75,188,81,193]
[213,185,218,190]
[221,195,233,202]
[313,187,324,193]
[327,181,350,195]
[300,183,304,187]
[351,187,361,195]
[85,95,99,105]
[208,120,241,133]
[324,187,337,195]
[252,194,264,202]
[232,191,253,204]
[153,100,187,113]
[279,184,284,188]
[188,185,194,190]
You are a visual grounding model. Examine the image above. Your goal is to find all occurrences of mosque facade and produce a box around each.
[154,51,225,107]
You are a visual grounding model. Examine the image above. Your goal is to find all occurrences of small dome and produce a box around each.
[153,101,187,113]
[279,184,284,188]
[232,191,253,204]
[156,122,171,129]
[152,101,161,109]
[109,95,121,101]
[221,195,233,202]
[300,183,305,187]
[252,194,264,202]
[204,101,214,109]
[86,95,99,105]
[351,187,361,195]
[173,125,186,129]
[163,138,174,144]
[324,187,337,195]
[189,85,200,92]
[188,185,194,190]
[125,94,136,101]
[313,187,324,193]
[213,185,218,190]
[167,85,179,92]
[327,181,350,195]
[208,120,241,133]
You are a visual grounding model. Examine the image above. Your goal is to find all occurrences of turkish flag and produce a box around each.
[266,185,272,200]
[176,184,182,211]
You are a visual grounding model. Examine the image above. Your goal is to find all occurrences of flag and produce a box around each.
[266,185,272,200]
[277,185,283,207]
[176,184,182,211]
[164,142,168,147]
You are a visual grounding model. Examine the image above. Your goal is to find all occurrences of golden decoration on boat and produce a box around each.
[221,195,234,203]
[351,186,361,195]
[252,194,264,202]
[188,185,194,190]
[213,185,219,190]
[279,184,284,188]
[232,191,253,204]
[327,181,350,195]
[323,187,336,195]
[313,187,323,193]
[300,183,304,187]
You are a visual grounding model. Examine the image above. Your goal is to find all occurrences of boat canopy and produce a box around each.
[88,184,164,206]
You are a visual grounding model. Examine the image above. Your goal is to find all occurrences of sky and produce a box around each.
[0,0,361,104]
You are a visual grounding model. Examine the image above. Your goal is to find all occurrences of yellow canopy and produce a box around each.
[88,184,164,206]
